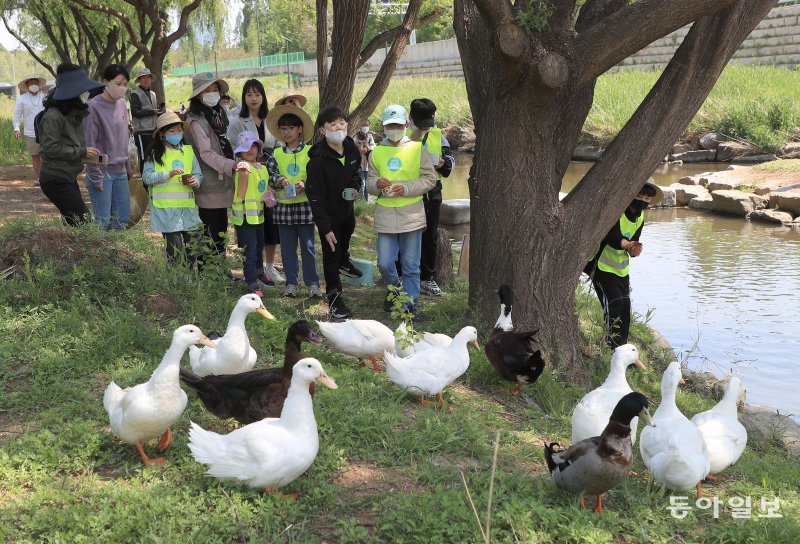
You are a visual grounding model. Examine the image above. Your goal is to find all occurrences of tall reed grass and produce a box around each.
[0,97,29,167]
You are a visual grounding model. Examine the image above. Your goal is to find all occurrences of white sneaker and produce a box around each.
[265,265,285,284]
[420,280,444,297]
[308,284,323,299]
[284,284,298,297]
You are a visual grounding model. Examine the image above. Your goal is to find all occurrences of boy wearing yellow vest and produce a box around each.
[366,104,437,314]
[142,112,203,266]
[584,179,663,348]
[231,132,273,296]
[266,105,323,299]
[306,106,364,319]
[407,98,455,297]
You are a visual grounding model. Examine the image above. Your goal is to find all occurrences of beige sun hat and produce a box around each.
[266,104,314,143]
[135,68,154,82]
[643,177,664,205]
[153,111,188,135]
[189,72,229,99]
[273,91,307,108]
[18,76,47,93]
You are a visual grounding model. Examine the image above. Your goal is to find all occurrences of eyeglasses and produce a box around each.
[278,126,299,132]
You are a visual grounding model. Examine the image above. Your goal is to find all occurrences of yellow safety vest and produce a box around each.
[152,147,197,209]
[597,212,644,278]
[231,165,267,226]
[407,127,442,181]
[373,141,423,208]
[273,146,310,204]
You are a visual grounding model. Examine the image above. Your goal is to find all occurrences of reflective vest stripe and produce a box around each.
[596,213,644,278]
[152,147,196,209]
[274,146,310,204]
[231,167,267,226]
[373,142,423,208]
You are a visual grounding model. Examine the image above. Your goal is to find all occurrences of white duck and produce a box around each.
[190,294,275,376]
[394,322,452,358]
[188,357,337,491]
[640,361,711,496]
[572,344,647,445]
[691,376,748,477]
[104,324,215,465]
[383,326,480,409]
[316,319,395,371]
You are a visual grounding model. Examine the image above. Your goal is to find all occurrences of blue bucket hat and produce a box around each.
[233,131,264,157]
[53,68,103,101]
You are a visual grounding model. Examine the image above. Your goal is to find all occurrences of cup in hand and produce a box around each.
[284,183,297,198]
[181,174,192,185]
[382,186,393,197]
[341,188,358,201]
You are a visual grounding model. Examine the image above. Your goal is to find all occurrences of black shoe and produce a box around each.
[330,299,353,319]
[338,260,363,278]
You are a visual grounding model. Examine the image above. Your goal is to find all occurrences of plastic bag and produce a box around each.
[263,189,277,208]
[128,135,139,172]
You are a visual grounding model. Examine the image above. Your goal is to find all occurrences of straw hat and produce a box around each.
[18,76,47,93]
[273,91,307,108]
[266,104,314,143]
[189,72,229,99]
[642,177,664,205]
[153,111,188,135]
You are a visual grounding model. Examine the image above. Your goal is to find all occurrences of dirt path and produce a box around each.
[0,165,64,220]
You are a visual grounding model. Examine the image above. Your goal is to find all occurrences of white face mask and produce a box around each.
[384,128,405,142]
[202,92,220,108]
[325,130,347,145]
[106,84,127,100]
[79,91,90,104]
[360,126,369,134]
[28,84,40,94]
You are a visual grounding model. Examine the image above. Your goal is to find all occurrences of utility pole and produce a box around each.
[214,49,219,78]
[282,35,291,88]
[255,0,262,68]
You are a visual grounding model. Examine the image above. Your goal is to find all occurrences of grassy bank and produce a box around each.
[0,98,30,167]
[0,215,798,543]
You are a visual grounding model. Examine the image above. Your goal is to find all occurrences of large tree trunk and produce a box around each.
[454,0,776,385]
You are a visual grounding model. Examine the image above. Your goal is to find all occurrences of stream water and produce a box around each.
[444,153,800,420]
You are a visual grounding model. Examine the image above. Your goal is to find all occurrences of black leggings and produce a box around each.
[163,231,197,267]
[39,173,91,227]
[591,272,631,349]
[198,207,228,257]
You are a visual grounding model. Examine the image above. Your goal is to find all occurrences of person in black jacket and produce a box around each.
[305,106,363,319]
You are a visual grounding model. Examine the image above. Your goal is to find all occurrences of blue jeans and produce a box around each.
[278,223,319,286]
[235,224,264,287]
[85,171,130,230]
[377,229,423,305]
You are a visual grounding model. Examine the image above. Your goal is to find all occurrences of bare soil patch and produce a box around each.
[133,292,183,319]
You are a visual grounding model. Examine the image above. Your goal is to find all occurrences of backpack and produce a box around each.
[33,108,47,144]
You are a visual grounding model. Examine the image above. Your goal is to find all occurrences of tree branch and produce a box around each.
[574,0,738,87]
[550,0,579,30]
[1,13,55,76]
[574,0,627,32]
[357,7,446,68]
[164,0,204,49]
[71,0,151,62]
[316,0,328,98]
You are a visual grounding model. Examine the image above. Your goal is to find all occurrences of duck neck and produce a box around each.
[227,306,250,332]
[150,341,188,387]
[659,378,681,416]
[493,304,513,332]
[603,359,630,389]
[279,378,316,429]
[283,338,303,370]
[715,382,740,415]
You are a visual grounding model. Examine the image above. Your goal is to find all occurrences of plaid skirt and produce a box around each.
[273,201,314,225]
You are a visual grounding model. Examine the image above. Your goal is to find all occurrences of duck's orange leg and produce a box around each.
[580,497,585,509]
[594,495,603,513]
[263,487,298,501]
[135,442,165,466]
[436,392,445,410]
[369,356,381,372]
[696,482,704,499]
[156,427,173,452]
[419,395,429,408]
[511,383,522,396]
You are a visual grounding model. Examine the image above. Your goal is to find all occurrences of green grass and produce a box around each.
[0,97,29,167]
[754,158,800,173]
[0,215,798,543]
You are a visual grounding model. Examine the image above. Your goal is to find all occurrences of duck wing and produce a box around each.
[486,330,545,382]
[180,367,286,422]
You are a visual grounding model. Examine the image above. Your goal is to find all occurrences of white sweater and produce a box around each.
[13,92,46,138]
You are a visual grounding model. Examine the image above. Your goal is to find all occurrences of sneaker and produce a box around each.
[257,274,275,287]
[330,298,353,319]
[338,260,363,278]
[34,180,40,187]
[284,284,298,298]
[308,284,324,299]
[247,284,264,298]
[265,265,285,284]
[420,280,444,297]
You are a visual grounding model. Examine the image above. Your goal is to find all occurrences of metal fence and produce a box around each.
[171,51,305,77]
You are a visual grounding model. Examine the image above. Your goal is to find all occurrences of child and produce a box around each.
[231,131,273,296]
[265,104,323,299]
[366,104,436,315]
[305,106,364,319]
[142,111,204,265]
[354,118,376,201]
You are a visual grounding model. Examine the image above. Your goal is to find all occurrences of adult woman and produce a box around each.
[38,63,103,226]
[85,64,132,230]
[227,79,283,284]
[183,73,236,261]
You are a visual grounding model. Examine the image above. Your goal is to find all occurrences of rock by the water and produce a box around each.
[573,145,603,161]
[741,405,800,458]
[672,183,709,206]
[769,186,800,215]
[732,154,778,164]
[688,193,714,210]
[678,175,704,186]
[711,376,747,405]
[671,142,694,155]
[778,142,800,159]
[670,150,717,163]
[750,209,794,224]
[699,132,726,150]
[711,190,767,216]
[440,199,471,225]
[653,186,676,208]
[716,141,761,161]
[443,124,475,152]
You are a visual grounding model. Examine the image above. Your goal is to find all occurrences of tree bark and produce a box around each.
[316,0,329,100]
[454,0,775,385]
[319,0,371,112]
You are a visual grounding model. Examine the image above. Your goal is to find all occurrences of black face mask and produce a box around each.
[629,198,649,214]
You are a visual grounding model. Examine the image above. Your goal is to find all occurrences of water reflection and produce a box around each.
[443,153,800,420]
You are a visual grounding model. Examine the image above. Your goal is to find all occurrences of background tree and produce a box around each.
[453,0,776,383]
[315,0,446,129]
[240,0,317,58]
